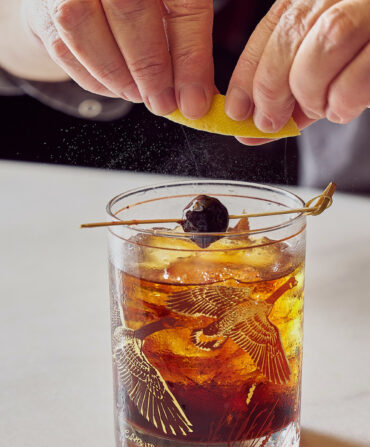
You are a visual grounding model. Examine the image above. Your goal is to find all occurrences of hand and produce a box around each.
[225,0,370,145]
[22,0,215,117]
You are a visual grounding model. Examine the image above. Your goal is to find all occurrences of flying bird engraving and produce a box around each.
[167,277,297,385]
[110,290,122,337]
[112,318,193,437]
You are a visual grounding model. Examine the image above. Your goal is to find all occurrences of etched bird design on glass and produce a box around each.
[167,277,297,385]
[112,305,193,438]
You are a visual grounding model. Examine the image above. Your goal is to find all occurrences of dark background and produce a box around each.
[0,0,298,185]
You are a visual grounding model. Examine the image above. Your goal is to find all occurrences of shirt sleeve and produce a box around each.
[0,67,132,121]
[0,67,24,96]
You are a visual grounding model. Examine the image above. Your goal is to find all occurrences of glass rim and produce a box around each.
[106,180,306,239]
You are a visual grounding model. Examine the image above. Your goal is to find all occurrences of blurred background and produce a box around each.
[0,92,299,183]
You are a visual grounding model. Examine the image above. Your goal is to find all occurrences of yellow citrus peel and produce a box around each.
[165,94,300,139]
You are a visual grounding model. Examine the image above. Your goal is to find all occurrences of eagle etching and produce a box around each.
[167,277,297,385]
[112,302,193,437]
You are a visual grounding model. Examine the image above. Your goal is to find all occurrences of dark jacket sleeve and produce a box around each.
[0,67,132,121]
[0,67,24,96]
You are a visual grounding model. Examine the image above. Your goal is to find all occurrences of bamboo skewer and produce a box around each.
[81,218,183,228]
[81,182,336,229]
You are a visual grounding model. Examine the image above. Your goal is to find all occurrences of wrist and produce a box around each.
[0,0,69,81]
[20,0,45,50]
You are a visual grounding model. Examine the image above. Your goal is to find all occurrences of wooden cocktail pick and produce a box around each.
[80,182,336,229]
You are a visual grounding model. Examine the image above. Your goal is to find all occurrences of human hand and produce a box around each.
[225,0,370,145]
[22,0,215,117]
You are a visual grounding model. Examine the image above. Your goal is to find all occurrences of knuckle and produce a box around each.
[262,13,281,34]
[52,0,95,31]
[319,5,358,51]
[119,80,139,96]
[173,46,208,69]
[253,76,295,116]
[102,0,148,20]
[262,0,292,32]
[129,55,168,82]
[49,37,72,62]
[269,0,293,18]
[253,77,284,104]
[236,48,260,75]
[95,61,124,83]
[165,0,213,19]
[276,4,311,52]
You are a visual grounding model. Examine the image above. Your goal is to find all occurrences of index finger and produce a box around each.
[102,0,176,115]
[164,0,215,119]
[225,0,288,122]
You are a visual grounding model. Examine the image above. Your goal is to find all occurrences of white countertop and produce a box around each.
[0,161,369,447]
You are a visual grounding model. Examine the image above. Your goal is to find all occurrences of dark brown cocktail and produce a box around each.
[107,181,305,447]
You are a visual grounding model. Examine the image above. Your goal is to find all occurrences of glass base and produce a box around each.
[115,419,300,447]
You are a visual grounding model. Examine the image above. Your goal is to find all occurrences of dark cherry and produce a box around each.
[181,195,229,248]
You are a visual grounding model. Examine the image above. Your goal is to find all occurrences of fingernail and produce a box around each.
[179,85,208,119]
[147,87,177,115]
[301,107,322,120]
[225,87,252,121]
[253,108,278,133]
[236,136,277,146]
[327,110,344,123]
[122,84,142,103]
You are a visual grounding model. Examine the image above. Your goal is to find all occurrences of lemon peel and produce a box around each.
[165,94,300,139]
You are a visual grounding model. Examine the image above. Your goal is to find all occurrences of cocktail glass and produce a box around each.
[107,180,306,447]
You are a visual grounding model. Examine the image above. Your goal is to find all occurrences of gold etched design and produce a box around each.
[167,278,296,384]
[110,292,122,336]
[228,316,291,385]
[246,384,257,406]
[122,428,155,447]
[167,286,253,319]
[113,325,193,437]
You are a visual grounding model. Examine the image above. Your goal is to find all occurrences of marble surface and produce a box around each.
[0,161,369,447]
